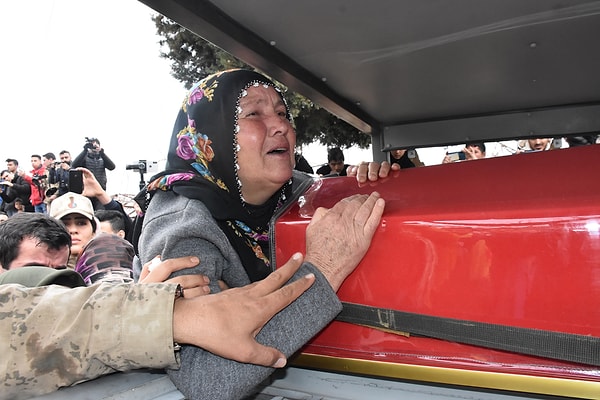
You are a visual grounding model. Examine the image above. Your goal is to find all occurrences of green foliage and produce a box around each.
[152,15,370,149]
[294,107,371,149]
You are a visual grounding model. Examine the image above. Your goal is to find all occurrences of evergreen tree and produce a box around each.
[153,15,370,149]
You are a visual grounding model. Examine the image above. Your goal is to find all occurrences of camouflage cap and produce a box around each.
[0,266,85,288]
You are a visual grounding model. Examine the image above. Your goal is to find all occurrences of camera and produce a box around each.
[31,173,47,182]
[84,137,99,150]
[126,160,148,174]
[126,160,159,175]
[126,160,159,190]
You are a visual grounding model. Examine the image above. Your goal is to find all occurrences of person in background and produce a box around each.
[517,137,554,152]
[315,147,350,176]
[49,192,97,269]
[19,154,48,213]
[0,170,11,214]
[565,134,598,147]
[42,152,60,206]
[442,142,486,163]
[1,202,208,292]
[95,209,128,239]
[49,150,72,198]
[13,198,26,213]
[0,211,8,223]
[4,158,32,214]
[0,170,17,215]
[42,152,57,169]
[294,152,314,174]
[79,167,133,242]
[389,148,425,168]
[50,166,136,268]
[72,137,116,192]
[136,69,384,399]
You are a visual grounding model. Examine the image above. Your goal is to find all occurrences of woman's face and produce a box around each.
[236,86,296,205]
[61,214,95,257]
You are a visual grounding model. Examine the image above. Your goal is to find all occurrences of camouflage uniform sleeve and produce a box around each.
[0,282,180,399]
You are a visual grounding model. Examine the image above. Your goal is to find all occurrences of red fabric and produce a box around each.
[21,166,47,206]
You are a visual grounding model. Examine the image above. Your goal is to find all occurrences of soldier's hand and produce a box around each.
[172,252,315,368]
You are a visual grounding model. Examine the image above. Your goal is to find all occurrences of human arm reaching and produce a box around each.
[79,167,112,204]
[0,253,314,400]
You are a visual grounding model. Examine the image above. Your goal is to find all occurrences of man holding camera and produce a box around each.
[47,150,72,199]
[42,152,60,205]
[1,159,33,215]
[72,138,116,192]
[19,154,48,214]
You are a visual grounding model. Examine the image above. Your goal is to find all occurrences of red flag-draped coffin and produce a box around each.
[274,145,600,398]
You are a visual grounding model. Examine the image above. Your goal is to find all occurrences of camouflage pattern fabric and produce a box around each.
[0,282,179,399]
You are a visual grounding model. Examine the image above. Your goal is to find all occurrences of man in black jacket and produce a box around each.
[1,159,33,215]
[315,147,350,176]
[72,138,116,191]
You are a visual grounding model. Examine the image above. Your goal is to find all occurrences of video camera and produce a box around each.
[126,161,148,174]
[126,160,159,189]
[31,173,47,182]
[84,137,99,150]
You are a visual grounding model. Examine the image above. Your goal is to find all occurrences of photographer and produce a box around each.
[48,150,72,199]
[42,152,60,205]
[19,154,48,214]
[0,170,10,214]
[72,137,116,192]
[2,159,32,215]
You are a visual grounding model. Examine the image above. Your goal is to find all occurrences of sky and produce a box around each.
[1,0,191,194]
[1,0,380,195]
[1,0,461,195]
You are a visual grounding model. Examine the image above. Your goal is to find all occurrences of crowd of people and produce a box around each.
[1,68,599,400]
[303,134,599,178]
[0,137,116,219]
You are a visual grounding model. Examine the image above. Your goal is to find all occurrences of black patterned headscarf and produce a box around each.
[75,233,134,285]
[146,69,293,281]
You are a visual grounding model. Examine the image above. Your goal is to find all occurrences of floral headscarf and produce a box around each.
[145,69,293,281]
